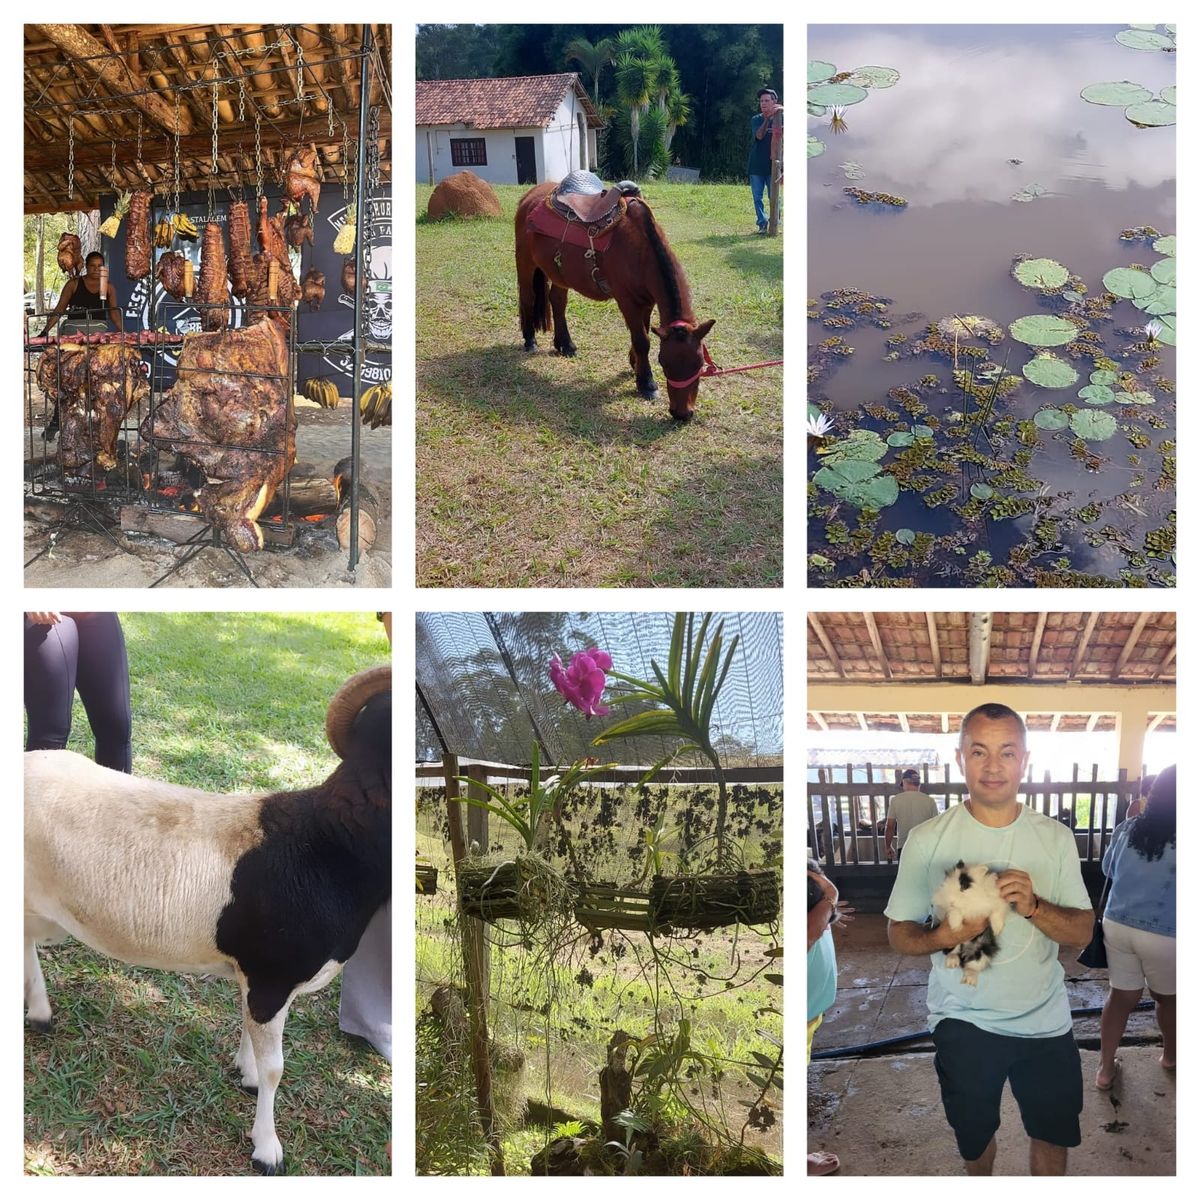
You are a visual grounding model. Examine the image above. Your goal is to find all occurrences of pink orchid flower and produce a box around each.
[549,648,612,718]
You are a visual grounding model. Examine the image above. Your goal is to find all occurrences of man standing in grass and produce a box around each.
[884,703,1094,1176]
[748,88,781,234]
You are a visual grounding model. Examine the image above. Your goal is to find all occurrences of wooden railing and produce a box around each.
[807,766,1139,871]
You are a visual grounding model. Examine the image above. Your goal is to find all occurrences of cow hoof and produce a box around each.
[27,1017,54,1034]
[252,1156,284,1176]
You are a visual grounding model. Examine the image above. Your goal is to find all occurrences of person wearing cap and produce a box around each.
[884,768,939,861]
[748,87,782,234]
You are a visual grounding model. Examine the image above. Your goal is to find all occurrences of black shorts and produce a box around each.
[932,1018,1083,1161]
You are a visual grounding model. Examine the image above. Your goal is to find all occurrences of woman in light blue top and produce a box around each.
[1096,765,1176,1090]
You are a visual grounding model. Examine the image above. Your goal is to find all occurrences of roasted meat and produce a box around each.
[139,321,295,553]
[157,251,188,300]
[341,257,355,296]
[283,144,321,213]
[197,223,230,332]
[228,199,252,298]
[37,344,148,473]
[57,232,83,277]
[125,191,153,280]
[256,196,289,268]
[301,268,325,312]
[284,210,314,249]
[246,252,300,330]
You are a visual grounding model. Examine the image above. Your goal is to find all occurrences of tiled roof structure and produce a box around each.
[416,73,602,129]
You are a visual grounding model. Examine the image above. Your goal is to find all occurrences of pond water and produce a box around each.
[807,24,1176,587]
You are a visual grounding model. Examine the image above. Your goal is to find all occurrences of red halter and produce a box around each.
[662,320,716,390]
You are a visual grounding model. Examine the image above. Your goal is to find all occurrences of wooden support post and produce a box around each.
[444,755,505,1176]
[767,110,783,236]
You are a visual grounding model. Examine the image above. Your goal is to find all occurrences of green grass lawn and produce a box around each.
[25,612,391,1176]
[416,182,783,587]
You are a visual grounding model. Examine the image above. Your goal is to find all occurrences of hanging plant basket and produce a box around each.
[573,883,657,932]
[457,854,574,924]
[416,863,438,894]
[650,870,780,931]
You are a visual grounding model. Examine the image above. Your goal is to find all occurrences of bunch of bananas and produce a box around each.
[304,377,341,409]
[153,218,175,248]
[172,213,198,241]
[360,382,391,429]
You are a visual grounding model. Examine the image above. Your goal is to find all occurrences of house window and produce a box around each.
[450,138,487,167]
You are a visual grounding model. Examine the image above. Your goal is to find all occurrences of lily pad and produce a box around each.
[1157,314,1176,345]
[1090,369,1118,386]
[886,431,914,447]
[1033,408,1069,430]
[808,102,828,117]
[808,60,837,83]
[814,458,899,509]
[1102,266,1159,300]
[1151,257,1176,286]
[1116,29,1174,51]
[1152,234,1175,256]
[1009,314,1078,346]
[895,527,916,545]
[1062,289,1085,304]
[1023,354,1079,388]
[1078,384,1116,405]
[1125,98,1176,127]
[1124,390,1156,405]
[1011,183,1047,203]
[841,161,866,180]
[1013,257,1070,288]
[821,429,887,465]
[913,425,934,439]
[970,483,995,500]
[807,82,869,107]
[808,136,826,159]
[1069,409,1118,441]
[1134,285,1176,315]
[1161,85,1176,104]
[1081,80,1153,106]
[846,65,901,89]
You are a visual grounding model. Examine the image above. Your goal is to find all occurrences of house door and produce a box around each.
[515,137,537,185]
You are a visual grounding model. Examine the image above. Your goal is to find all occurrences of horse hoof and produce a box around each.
[670,410,694,423]
[252,1156,284,1176]
[638,385,658,399]
[523,339,537,353]
[556,343,577,357]
[27,1017,53,1035]
[238,1082,259,1096]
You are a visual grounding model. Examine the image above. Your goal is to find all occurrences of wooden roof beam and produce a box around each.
[1152,644,1176,681]
[968,611,993,684]
[926,612,942,678]
[811,711,828,731]
[324,24,359,111]
[807,614,844,678]
[1148,712,1166,733]
[898,712,909,734]
[1112,612,1152,679]
[31,24,194,136]
[1050,712,1061,733]
[1028,612,1048,677]
[857,712,868,733]
[1086,712,1102,733]
[862,613,892,680]
[1069,612,1101,680]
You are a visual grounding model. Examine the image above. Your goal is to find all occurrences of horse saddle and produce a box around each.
[549,171,641,225]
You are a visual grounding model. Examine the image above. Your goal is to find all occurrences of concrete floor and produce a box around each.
[809,914,1175,1175]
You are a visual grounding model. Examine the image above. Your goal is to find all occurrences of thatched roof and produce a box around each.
[24,23,393,214]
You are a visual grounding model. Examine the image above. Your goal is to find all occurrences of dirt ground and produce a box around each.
[24,398,390,588]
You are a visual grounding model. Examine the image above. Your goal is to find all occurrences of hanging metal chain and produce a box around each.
[342,128,353,201]
[136,114,143,172]
[110,139,118,190]
[238,77,246,123]
[366,105,381,190]
[173,93,181,212]
[328,92,335,140]
[212,80,220,178]
[296,38,305,103]
[254,109,263,200]
[67,117,75,200]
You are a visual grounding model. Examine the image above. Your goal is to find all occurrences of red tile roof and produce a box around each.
[416,73,603,129]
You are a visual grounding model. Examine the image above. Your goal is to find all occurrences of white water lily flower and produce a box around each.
[1144,319,1164,342]
[807,412,835,438]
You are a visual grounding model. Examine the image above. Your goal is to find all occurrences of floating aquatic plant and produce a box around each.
[935,315,1004,345]
[1069,410,1118,441]
[1115,27,1175,52]
[807,410,835,438]
[844,187,908,207]
[1102,266,1159,301]
[1010,183,1047,203]
[840,161,866,180]
[1078,384,1115,405]
[846,66,901,89]
[820,429,887,465]
[808,136,826,159]
[813,458,899,509]
[1023,354,1079,388]
[1009,315,1078,346]
[1081,80,1153,106]
[1012,257,1070,289]
[1124,98,1176,127]
[808,82,868,107]
[1150,259,1176,286]
[1033,408,1069,430]
[809,60,836,83]
[1091,368,1118,386]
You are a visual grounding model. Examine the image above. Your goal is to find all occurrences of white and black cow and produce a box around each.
[24,665,391,1175]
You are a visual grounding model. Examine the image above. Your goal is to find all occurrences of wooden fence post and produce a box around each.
[767,110,783,236]
[444,755,505,1176]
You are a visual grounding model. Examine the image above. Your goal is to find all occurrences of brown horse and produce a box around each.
[515,181,715,421]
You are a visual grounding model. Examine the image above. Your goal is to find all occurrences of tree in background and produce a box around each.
[563,35,614,108]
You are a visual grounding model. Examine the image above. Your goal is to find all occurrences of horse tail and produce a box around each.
[531,267,551,332]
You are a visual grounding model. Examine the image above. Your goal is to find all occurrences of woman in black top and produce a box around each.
[41,251,123,336]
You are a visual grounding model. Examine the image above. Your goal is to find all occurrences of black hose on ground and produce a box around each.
[810,1000,1155,1060]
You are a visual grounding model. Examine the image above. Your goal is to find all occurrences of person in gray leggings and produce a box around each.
[24,611,132,773]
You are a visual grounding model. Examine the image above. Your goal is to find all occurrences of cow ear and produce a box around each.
[693,318,716,341]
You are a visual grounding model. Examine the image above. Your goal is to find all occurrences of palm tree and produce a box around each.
[665,90,692,152]
[613,51,655,177]
[563,36,615,108]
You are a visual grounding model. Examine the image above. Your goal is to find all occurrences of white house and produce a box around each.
[416,73,603,187]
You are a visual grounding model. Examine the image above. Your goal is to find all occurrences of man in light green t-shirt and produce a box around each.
[884,703,1094,1177]
[884,770,939,860]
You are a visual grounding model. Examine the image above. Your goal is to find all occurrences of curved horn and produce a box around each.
[326,665,392,758]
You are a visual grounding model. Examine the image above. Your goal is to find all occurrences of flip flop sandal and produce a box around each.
[1096,1060,1121,1090]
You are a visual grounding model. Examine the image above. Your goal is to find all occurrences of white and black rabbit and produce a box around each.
[931,861,1009,986]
